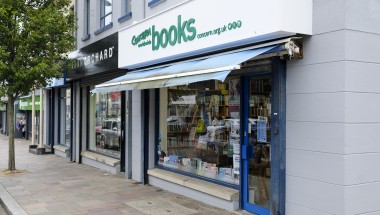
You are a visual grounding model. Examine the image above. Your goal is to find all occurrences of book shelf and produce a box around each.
[166,88,235,166]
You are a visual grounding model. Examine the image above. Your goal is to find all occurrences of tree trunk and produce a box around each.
[7,96,16,171]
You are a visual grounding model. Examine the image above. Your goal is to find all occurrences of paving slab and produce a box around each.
[0,135,251,215]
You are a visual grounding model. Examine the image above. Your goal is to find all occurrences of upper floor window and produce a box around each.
[124,0,131,15]
[85,0,90,34]
[118,0,132,23]
[100,0,112,27]
[148,0,165,8]
[81,0,91,41]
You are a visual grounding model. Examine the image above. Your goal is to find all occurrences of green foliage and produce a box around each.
[0,0,76,171]
[0,0,76,98]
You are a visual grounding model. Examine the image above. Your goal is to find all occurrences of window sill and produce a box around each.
[53,144,70,153]
[81,34,91,41]
[81,151,120,167]
[148,0,166,8]
[118,12,132,23]
[54,144,70,158]
[94,22,113,35]
[148,168,239,201]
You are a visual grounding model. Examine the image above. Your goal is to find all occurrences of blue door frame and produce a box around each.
[240,57,286,215]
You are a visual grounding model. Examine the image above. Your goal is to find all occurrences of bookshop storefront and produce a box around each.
[94,1,311,214]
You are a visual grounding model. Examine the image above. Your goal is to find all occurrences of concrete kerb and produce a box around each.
[0,184,28,215]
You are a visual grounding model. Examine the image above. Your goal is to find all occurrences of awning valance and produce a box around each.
[91,38,300,93]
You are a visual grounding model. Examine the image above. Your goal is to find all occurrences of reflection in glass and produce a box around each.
[158,80,241,185]
[65,89,71,146]
[59,88,71,147]
[89,91,121,159]
[248,77,271,208]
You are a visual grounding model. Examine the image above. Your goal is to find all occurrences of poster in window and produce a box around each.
[257,116,267,143]
[228,78,240,106]
[233,154,240,174]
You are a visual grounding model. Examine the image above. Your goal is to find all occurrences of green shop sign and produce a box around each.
[131,15,242,51]
[19,96,40,110]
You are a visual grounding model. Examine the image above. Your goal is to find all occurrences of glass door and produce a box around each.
[241,76,272,215]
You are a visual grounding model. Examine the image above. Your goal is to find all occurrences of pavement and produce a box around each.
[0,135,250,215]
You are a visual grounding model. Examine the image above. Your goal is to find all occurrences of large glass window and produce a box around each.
[158,79,241,185]
[59,88,71,147]
[100,0,112,27]
[89,91,121,159]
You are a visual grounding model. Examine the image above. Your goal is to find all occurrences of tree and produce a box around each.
[0,0,76,171]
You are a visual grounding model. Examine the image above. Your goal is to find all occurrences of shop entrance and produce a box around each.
[241,58,286,215]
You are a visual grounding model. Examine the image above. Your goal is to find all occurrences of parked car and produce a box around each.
[99,118,121,150]
[95,118,102,135]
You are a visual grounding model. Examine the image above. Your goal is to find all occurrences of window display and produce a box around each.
[158,79,241,185]
[89,91,121,159]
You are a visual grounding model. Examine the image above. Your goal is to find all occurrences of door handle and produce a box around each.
[242,145,254,160]
[274,122,279,135]
[273,113,279,135]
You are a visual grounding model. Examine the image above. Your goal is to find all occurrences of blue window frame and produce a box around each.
[81,0,91,41]
[124,0,131,14]
[239,58,286,215]
[86,0,90,34]
[148,0,165,8]
[118,0,132,23]
[100,0,112,28]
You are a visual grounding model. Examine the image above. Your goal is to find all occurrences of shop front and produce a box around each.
[67,32,126,172]
[44,78,72,158]
[93,0,311,214]
[19,94,41,141]
[0,103,6,135]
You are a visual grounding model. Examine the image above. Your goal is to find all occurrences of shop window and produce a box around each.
[158,79,241,185]
[59,88,71,147]
[89,91,121,159]
[100,0,112,28]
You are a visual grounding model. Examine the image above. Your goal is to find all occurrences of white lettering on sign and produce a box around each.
[77,46,115,67]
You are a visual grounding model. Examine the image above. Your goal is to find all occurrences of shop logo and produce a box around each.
[130,16,243,52]
[131,15,197,51]
[77,46,115,67]
[131,28,151,47]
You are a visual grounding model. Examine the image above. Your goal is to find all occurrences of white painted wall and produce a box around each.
[144,0,186,19]
[81,88,88,154]
[149,89,156,169]
[76,0,187,49]
[131,90,144,182]
[286,0,380,214]
[74,82,81,162]
[42,90,48,146]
